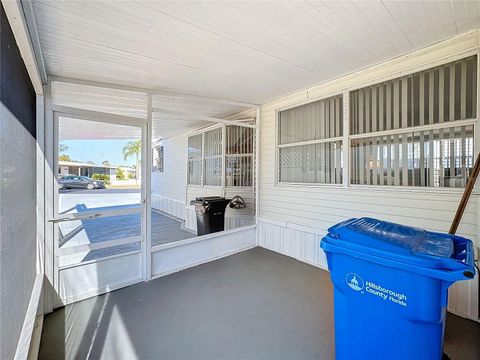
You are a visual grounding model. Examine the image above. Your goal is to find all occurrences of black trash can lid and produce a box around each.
[190,196,231,206]
[195,196,225,202]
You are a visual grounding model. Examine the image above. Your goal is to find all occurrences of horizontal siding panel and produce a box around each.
[259,187,476,214]
[152,135,188,205]
[257,221,327,269]
[260,206,477,240]
[260,197,477,225]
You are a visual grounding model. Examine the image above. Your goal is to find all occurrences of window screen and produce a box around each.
[226,126,254,186]
[350,56,477,188]
[350,56,477,135]
[351,125,474,187]
[203,128,222,186]
[188,134,202,185]
[153,145,164,172]
[278,95,343,184]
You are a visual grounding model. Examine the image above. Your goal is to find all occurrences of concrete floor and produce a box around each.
[39,248,479,360]
[59,208,194,264]
[79,210,194,262]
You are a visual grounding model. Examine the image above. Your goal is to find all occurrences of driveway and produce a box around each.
[59,188,141,214]
[58,188,194,266]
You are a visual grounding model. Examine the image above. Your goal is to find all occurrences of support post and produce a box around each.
[144,93,153,280]
[255,107,261,224]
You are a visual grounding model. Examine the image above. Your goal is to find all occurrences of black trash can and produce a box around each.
[190,197,231,235]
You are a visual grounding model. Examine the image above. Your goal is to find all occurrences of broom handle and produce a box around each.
[449,152,480,235]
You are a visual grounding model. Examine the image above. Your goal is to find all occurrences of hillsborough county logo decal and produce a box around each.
[346,273,364,291]
[345,272,408,307]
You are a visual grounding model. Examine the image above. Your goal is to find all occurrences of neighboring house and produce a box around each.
[58,160,117,180]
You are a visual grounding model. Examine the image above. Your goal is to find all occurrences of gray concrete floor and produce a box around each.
[151,210,195,246]
[39,248,479,360]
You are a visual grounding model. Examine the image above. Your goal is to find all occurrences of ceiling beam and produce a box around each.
[152,89,259,108]
[49,77,260,110]
[152,107,256,128]
[49,76,150,94]
[20,0,47,84]
[52,104,147,126]
[2,0,45,94]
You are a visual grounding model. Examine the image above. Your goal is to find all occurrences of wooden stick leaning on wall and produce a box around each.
[449,152,480,235]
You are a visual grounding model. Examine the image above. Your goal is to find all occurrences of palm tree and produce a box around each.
[123,140,141,182]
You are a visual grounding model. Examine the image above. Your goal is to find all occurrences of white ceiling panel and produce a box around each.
[59,117,141,140]
[31,0,480,136]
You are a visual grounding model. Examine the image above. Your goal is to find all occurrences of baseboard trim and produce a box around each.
[54,276,143,308]
[151,244,257,280]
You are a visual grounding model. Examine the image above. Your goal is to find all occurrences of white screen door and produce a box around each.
[49,112,149,306]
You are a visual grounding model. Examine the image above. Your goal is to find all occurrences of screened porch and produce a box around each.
[2,2,480,360]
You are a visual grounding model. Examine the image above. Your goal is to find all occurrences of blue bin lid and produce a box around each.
[323,217,473,271]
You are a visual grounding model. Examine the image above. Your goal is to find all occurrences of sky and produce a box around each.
[61,140,138,167]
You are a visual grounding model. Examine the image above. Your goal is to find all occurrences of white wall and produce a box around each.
[151,135,188,220]
[151,226,256,278]
[257,31,480,320]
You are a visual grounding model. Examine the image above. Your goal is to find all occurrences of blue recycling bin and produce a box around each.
[320,217,476,360]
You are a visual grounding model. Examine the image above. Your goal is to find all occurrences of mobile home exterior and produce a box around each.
[151,31,480,321]
[1,1,480,359]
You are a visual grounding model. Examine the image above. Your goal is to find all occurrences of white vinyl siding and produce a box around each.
[277,95,343,184]
[350,56,477,187]
[187,134,202,185]
[259,41,480,320]
[226,126,254,187]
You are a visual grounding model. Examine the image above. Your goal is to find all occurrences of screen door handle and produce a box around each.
[49,213,101,223]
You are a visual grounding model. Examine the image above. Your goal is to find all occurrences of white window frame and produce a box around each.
[225,125,255,188]
[203,127,223,187]
[187,123,255,190]
[275,49,480,193]
[275,92,345,188]
[187,133,204,186]
[348,55,478,190]
[153,144,164,172]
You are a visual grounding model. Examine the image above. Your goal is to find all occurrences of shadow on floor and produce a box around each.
[39,248,479,360]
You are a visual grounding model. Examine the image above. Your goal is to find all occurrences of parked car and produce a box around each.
[58,175,106,190]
